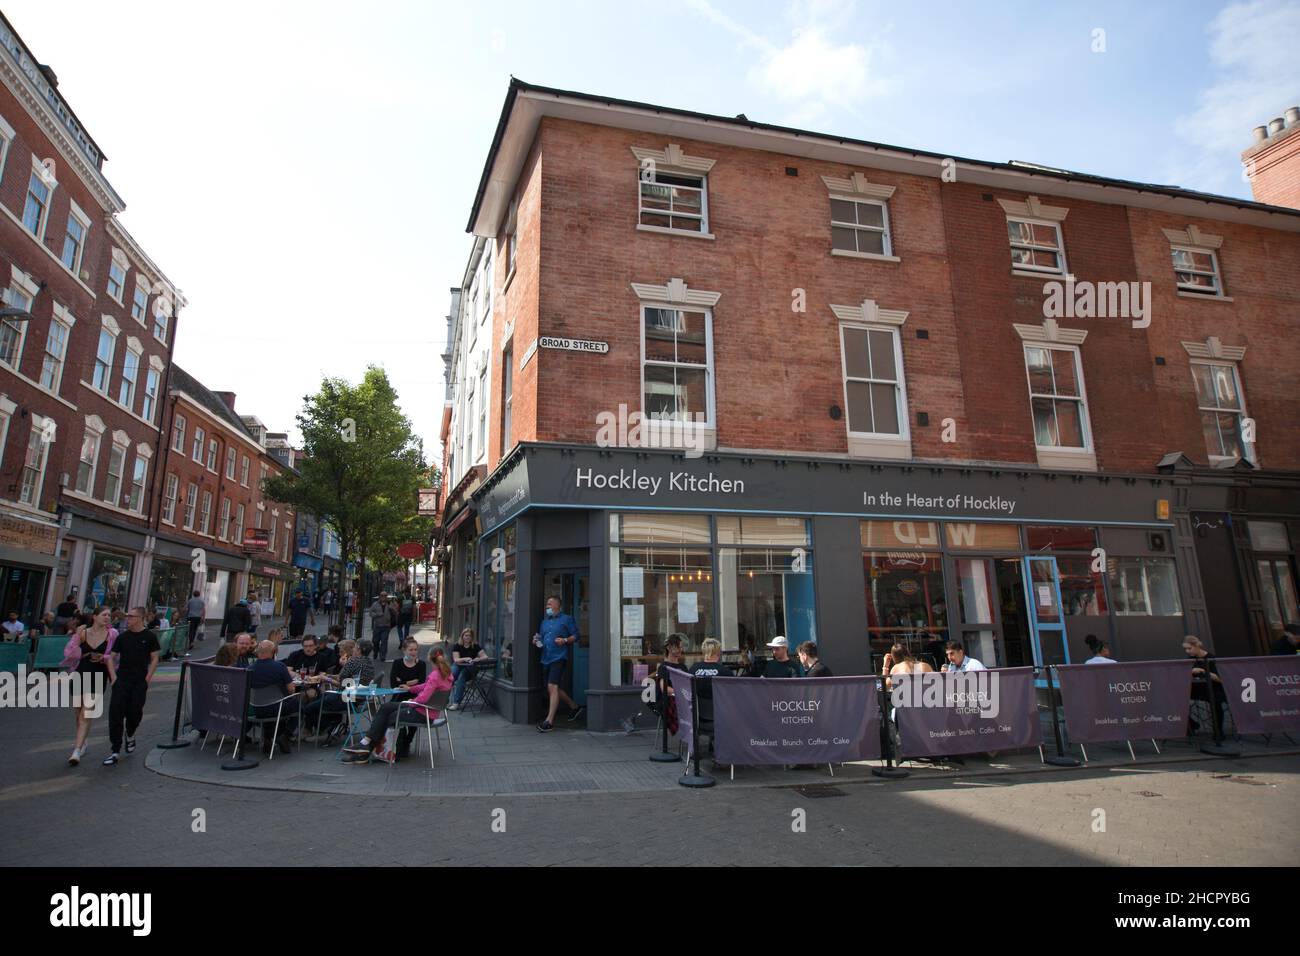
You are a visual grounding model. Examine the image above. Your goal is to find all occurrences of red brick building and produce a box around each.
[445,81,1300,730]
[147,368,296,626]
[0,14,182,620]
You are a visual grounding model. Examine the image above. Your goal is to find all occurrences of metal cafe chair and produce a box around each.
[246,686,303,760]
[392,689,455,769]
[459,661,496,715]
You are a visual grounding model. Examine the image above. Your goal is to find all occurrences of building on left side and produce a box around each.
[0,14,186,623]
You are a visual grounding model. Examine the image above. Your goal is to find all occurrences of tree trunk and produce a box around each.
[354,530,367,641]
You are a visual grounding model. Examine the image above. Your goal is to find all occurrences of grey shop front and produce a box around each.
[470,443,1197,733]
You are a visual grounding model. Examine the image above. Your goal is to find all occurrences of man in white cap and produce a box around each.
[760,635,801,678]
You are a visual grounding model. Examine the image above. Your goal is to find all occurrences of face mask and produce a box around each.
[404,651,416,663]
[545,608,556,619]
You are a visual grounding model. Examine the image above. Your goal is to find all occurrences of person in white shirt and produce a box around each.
[942,641,986,672]
[247,592,262,635]
[1,611,24,641]
[1084,634,1117,664]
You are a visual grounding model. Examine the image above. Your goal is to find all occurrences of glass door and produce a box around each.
[952,557,1001,667]
[1023,556,1069,685]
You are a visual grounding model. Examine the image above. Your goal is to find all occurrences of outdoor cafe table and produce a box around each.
[325,684,397,759]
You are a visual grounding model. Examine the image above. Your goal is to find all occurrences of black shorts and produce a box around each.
[543,659,567,687]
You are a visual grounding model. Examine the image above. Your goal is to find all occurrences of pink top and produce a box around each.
[61,627,119,672]
[402,667,454,718]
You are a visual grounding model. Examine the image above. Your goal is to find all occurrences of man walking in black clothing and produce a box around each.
[220,597,252,640]
[103,607,160,765]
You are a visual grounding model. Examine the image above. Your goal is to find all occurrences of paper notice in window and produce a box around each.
[623,604,644,637]
[622,566,644,599]
[1036,584,1053,609]
[677,591,698,624]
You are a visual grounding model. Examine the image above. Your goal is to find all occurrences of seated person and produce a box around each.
[759,636,801,678]
[304,639,374,738]
[232,632,256,668]
[688,638,734,725]
[287,635,329,704]
[1271,623,1300,656]
[797,641,832,677]
[317,625,344,673]
[213,643,240,667]
[2,611,24,643]
[449,627,487,710]
[941,641,986,672]
[882,643,932,691]
[655,634,687,709]
[390,639,427,697]
[1083,634,1116,664]
[345,647,454,762]
[248,640,298,753]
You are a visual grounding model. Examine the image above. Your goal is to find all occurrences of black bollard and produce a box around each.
[649,687,682,764]
[157,659,193,750]
[872,676,909,779]
[677,673,715,788]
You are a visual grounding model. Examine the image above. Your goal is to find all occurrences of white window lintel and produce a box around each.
[630,144,716,175]
[830,299,908,326]
[998,195,1069,222]
[630,278,721,308]
[1013,319,1088,345]
[822,172,896,201]
[1181,337,1245,361]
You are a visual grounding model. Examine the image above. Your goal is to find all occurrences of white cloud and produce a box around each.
[688,0,894,124]
[1168,0,1300,195]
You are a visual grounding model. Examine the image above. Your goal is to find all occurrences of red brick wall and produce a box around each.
[0,84,171,526]
[1244,125,1300,210]
[496,116,1300,477]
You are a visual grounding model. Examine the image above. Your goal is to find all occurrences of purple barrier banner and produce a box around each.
[188,662,248,739]
[666,667,696,758]
[712,676,881,766]
[892,667,1041,757]
[1056,659,1193,743]
[1215,656,1300,735]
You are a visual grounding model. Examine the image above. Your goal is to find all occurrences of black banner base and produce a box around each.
[1045,754,1082,766]
[649,751,682,763]
[678,772,715,788]
[155,739,192,750]
[221,756,259,771]
[871,765,909,778]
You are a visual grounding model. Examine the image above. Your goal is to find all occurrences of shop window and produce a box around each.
[944,522,1022,551]
[1246,521,1289,553]
[1107,557,1182,616]
[1026,525,1098,552]
[715,515,809,546]
[863,551,948,668]
[1257,559,1298,638]
[613,544,713,686]
[718,546,814,661]
[612,512,711,545]
[1054,555,1108,616]
[860,519,941,550]
[87,550,132,609]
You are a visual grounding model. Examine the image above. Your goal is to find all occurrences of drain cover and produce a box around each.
[796,785,848,798]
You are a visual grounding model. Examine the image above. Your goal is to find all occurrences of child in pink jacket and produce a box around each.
[344,647,454,762]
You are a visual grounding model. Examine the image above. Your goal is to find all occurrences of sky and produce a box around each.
[6,0,1296,463]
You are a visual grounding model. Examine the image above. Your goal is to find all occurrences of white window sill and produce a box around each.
[831,249,901,263]
[0,204,99,300]
[161,517,175,527]
[0,497,58,521]
[1177,291,1233,302]
[501,267,516,296]
[107,293,125,308]
[1012,269,1069,280]
[1,364,79,411]
[1034,447,1097,471]
[636,224,715,241]
[847,434,912,459]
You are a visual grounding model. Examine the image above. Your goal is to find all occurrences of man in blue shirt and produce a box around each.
[534,596,582,732]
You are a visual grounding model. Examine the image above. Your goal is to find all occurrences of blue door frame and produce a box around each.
[1023,555,1069,687]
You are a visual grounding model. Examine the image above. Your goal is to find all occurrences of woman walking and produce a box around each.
[63,606,118,766]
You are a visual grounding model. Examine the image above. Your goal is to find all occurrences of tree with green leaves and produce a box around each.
[263,366,426,639]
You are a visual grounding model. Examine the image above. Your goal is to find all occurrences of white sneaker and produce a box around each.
[68,749,82,766]
[448,703,459,711]
[103,753,119,766]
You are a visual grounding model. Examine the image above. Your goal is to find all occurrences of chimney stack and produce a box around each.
[1242,105,1300,209]
[213,391,238,412]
